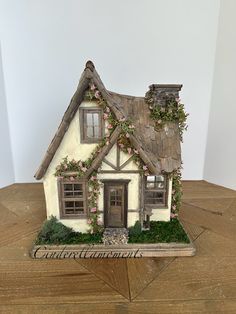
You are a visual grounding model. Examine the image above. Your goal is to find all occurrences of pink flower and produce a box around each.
[95,90,100,99]
[171,213,178,219]
[81,167,87,172]
[90,207,97,213]
[107,124,113,129]
[157,119,162,124]
[87,219,92,224]
[103,113,109,120]
[69,176,75,181]
[91,175,97,181]
[126,133,130,138]
[127,147,132,155]
[172,205,177,210]
[90,84,96,91]
[105,107,110,113]
[119,143,124,148]
[143,165,148,170]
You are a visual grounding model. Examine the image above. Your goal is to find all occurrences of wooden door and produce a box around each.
[104,182,127,228]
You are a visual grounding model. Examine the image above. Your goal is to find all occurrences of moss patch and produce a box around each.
[35,216,189,245]
[35,216,102,245]
[128,219,190,244]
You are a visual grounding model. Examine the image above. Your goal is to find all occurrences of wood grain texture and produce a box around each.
[127,257,174,299]
[0,180,236,313]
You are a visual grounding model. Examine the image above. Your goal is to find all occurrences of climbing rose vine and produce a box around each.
[54,83,151,233]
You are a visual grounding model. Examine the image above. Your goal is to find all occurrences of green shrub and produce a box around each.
[35,216,102,245]
[35,216,73,244]
[128,219,190,244]
[128,221,142,237]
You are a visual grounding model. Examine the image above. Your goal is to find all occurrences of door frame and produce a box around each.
[102,179,130,228]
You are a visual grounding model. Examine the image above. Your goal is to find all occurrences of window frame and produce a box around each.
[144,174,168,208]
[58,178,87,219]
[80,107,104,143]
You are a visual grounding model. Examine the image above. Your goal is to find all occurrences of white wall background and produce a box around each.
[0,0,222,185]
[0,44,14,188]
[204,0,236,190]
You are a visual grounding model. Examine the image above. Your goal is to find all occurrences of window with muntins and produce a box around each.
[80,108,103,143]
[144,175,167,207]
[59,180,87,218]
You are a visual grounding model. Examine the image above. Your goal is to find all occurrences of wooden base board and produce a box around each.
[31,241,196,259]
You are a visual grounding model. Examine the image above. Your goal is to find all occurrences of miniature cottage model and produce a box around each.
[35,61,185,240]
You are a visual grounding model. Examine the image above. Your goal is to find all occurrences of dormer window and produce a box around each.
[80,108,103,143]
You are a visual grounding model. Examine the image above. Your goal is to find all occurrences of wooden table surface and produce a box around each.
[0,181,236,313]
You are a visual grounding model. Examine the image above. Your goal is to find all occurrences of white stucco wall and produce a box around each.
[43,100,172,232]
[43,100,98,232]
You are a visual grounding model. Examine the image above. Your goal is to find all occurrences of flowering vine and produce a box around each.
[87,172,103,234]
[54,82,152,233]
[169,168,183,219]
[145,92,188,218]
[145,95,188,142]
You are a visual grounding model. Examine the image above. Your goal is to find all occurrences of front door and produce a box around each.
[104,181,128,228]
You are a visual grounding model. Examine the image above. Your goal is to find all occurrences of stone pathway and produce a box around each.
[102,228,129,245]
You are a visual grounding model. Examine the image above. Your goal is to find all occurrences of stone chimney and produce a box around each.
[145,84,182,106]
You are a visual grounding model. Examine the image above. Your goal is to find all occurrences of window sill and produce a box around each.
[80,139,103,144]
[60,215,88,220]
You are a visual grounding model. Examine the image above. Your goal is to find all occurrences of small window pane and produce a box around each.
[75,201,84,209]
[74,184,82,190]
[157,182,164,188]
[87,126,94,138]
[64,184,73,191]
[74,191,83,197]
[93,113,99,126]
[147,176,155,182]
[146,182,155,189]
[94,126,99,138]
[86,113,93,126]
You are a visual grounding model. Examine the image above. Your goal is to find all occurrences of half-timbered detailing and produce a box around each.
[36,60,183,233]
[103,158,118,170]
[99,143,141,174]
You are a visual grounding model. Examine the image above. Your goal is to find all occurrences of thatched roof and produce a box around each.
[35,61,181,180]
